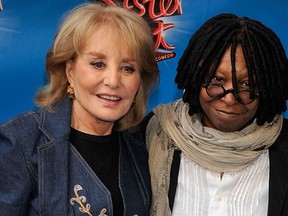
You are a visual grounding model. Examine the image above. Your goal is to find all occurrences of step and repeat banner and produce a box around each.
[0,0,287,122]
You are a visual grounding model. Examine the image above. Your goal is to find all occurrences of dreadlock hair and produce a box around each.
[175,13,288,125]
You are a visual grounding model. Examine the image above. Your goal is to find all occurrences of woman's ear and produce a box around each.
[65,60,73,85]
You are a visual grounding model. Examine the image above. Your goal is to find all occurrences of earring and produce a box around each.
[66,85,74,98]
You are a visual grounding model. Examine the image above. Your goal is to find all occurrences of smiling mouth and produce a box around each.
[98,95,121,101]
[216,109,240,116]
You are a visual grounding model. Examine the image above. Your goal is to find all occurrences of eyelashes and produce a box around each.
[90,61,136,74]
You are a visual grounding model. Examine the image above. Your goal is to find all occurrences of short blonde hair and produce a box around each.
[35,3,159,130]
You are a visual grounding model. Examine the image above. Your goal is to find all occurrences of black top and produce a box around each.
[70,128,124,216]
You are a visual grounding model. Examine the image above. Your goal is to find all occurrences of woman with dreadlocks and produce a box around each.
[143,13,288,216]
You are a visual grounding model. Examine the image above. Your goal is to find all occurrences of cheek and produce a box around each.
[126,75,141,96]
[73,77,92,93]
[246,100,259,117]
[199,88,211,107]
[70,62,97,85]
[200,86,212,100]
[72,70,99,91]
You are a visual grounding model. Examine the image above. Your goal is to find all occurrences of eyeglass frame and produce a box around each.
[202,82,260,105]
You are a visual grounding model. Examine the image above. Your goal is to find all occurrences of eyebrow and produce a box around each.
[85,52,137,63]
[85,52,104,58]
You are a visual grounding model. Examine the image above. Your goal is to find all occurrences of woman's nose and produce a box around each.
[222,90,238,105]
[103,70,120,89]
[222,83,238,105]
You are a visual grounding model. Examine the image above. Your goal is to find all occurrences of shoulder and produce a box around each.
[0,110,43,180]
[120,126,147,150]
[270,117,288,152]
[0,105,61,162]
[282,118,288,132]
[140,111,155,135]
[277,117,288,142]
[141,101,177,134]
[1,110,41,139]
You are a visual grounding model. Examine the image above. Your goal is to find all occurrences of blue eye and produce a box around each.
[91,61,105,69]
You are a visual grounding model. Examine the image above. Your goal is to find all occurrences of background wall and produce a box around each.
[1,0,287,122]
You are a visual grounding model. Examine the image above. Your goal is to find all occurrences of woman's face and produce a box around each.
[199,46,259,132]
[66,28,141,135]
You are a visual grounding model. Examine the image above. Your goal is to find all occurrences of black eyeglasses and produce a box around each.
[202,83,259,105]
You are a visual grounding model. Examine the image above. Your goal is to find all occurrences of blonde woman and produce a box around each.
[0,3,159,215]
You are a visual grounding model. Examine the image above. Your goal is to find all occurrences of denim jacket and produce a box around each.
[0,97,151,216]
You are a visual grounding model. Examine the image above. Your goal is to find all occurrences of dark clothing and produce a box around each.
[70,128,124,216]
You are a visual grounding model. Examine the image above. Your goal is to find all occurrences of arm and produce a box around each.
[0,123,32,215]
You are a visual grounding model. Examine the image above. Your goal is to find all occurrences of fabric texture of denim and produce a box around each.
[0,97,151,216]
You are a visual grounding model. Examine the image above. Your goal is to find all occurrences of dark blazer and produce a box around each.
[0,97,151,216]
[168,118,288,216]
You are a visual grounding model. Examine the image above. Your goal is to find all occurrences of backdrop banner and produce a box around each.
[1,0,287,122]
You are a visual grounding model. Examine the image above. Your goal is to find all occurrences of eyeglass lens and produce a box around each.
[206,84,255,104]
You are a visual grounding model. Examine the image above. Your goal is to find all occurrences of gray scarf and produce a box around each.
[153,99,283,172]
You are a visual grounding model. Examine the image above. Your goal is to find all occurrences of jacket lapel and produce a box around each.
[120,130,151,213]
[37,98,72,215]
